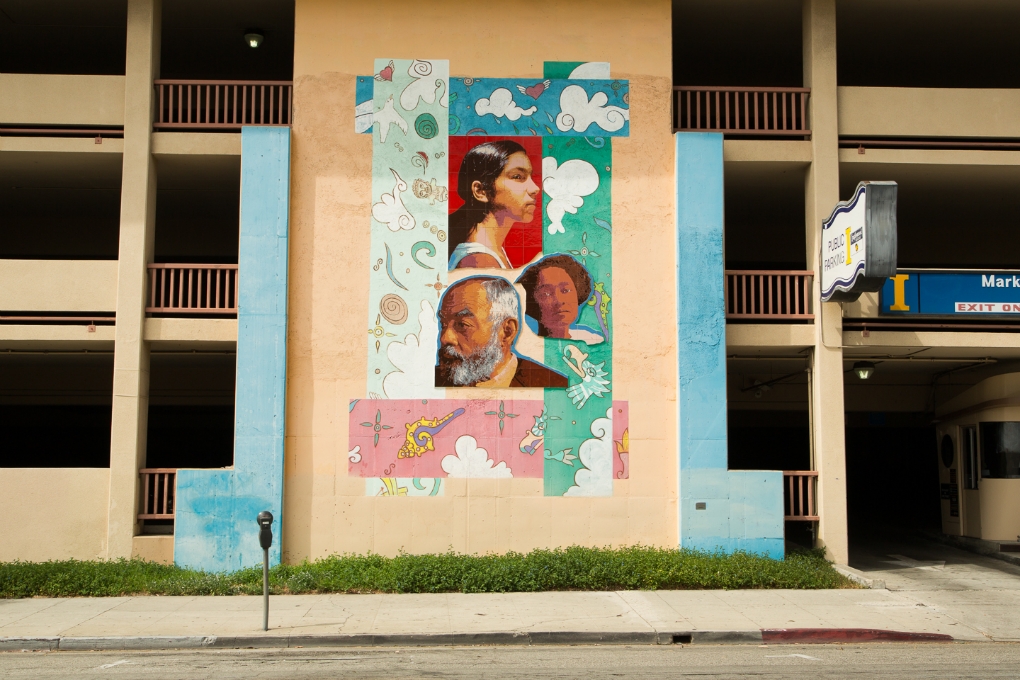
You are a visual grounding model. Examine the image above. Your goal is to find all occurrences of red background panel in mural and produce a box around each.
[448,136,543,268]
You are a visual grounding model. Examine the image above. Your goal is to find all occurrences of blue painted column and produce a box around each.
[174,127,291,571]
[675,133,784,558]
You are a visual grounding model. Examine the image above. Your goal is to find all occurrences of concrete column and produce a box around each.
[803,0,849,563]
[107,0,160,558]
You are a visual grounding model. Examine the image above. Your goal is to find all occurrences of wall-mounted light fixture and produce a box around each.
[853,361,875,380]
[245,29,264,49]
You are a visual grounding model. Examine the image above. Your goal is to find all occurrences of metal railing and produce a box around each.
[138,468,176,520]
[674,87,810,136]
[726,270,814,320]
[147,264,238,315]
[154,80,293,130]
[783,470,818,521]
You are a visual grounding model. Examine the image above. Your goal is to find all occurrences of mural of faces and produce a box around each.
[448,137,543,271]
[435,276,567,388]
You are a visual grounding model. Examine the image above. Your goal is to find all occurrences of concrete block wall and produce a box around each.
[174,127,291,572]
[675,132,784,559]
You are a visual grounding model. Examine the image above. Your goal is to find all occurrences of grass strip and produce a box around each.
[0,546,857,598]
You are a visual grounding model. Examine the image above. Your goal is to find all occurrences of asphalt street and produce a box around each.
[2,642,1019,679]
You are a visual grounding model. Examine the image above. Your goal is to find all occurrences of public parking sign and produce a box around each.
[881,270,1020,316]
[820,181,898,302]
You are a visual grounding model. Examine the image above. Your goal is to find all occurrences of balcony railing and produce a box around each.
[783,470,818,521]
[674,87,810,137]
[138,468,176,520]
[154,80,293,130]
[147,263,238,315]
[726,270,814,320]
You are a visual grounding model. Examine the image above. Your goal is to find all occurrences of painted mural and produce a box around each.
[354,59,628,496]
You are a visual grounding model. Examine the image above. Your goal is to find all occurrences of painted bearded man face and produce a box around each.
[436,279,519,386]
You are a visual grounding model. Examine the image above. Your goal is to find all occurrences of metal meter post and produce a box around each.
[257,511,274,631]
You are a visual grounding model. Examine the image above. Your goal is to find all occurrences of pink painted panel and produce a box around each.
[612,400,629,480]
[349,399,546,479]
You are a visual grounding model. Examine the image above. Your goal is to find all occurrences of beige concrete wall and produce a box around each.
[144,318,238,346]
[0,468,109,561]
[724,140,812,164]
[841,291,879,318]
[107,0,161,560]
[287,0,676,560]
[0,74,125,127]
[838,87,1020,139]
[726,324,815,349]
[0,260,119,312]
[0,324,115,350]
[151,132,241,156]
[839,147,1020,167]
[0,136,124,154]
[132,535,174,563]
[804,0,848,565]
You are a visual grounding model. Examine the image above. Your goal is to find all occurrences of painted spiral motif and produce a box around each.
[448,115,461,135]
[379,294,408,325]
[412,60,433,77]
[414,113,438,139]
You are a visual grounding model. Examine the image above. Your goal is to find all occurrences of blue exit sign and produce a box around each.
[880,271,1020,316]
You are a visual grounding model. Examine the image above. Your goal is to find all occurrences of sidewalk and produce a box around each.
[2,585,1017,651]
[5,534,1020,652]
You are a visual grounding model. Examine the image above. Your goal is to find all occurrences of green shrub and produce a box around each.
[0,546,856,598]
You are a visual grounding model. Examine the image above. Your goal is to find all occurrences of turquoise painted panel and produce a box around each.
[675,133,727,471]
[675,133,784,559]
[174,127,290,572]
[682,535,785,560]
[448,78,629,137]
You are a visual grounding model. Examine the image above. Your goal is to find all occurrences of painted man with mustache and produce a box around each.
[435,276,568,388]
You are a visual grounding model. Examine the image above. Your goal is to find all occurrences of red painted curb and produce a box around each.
[761,628,953,644]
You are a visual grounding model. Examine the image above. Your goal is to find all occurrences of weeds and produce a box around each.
[0,546,856,598]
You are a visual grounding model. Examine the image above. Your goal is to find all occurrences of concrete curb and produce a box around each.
[761,628,954,644]
[0,627,955,651]
[832,564,887,589]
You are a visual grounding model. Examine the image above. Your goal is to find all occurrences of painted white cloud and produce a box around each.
[567,62,611,79]
[372,168,415,232]
[399,59,449,111]
[564,408,613,497]
[442,435,513,478]
[374,95,408,143]
[556,85,629,133]
[348,445,362,463]
[475,88,537,121]
[354,100,374,134]
[383,299,443,398]
[542,157,600,235]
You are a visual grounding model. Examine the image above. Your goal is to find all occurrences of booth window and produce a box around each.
[962,426,979,489]
[979,422,1020,479]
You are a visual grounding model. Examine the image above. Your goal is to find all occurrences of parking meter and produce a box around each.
[258,511,273,550]
[257,511,273,630]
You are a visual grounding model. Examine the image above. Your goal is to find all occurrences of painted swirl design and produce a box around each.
[414,113,438,139]
[379,293,408,325]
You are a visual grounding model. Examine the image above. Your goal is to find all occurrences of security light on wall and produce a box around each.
[245,30,264,48]
[853,361,875,380]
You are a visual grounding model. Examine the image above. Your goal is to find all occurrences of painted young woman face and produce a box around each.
[534,266,579,338]
[489,151,540,223]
